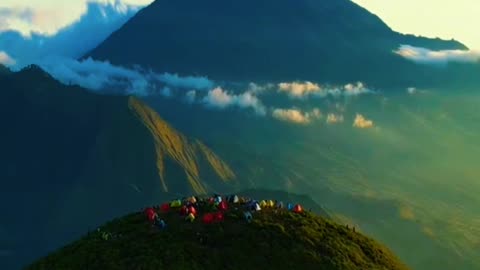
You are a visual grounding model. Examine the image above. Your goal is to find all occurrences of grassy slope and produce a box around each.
[27,201,409,270]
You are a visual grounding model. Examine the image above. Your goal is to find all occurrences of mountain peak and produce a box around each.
[26,195,410,270]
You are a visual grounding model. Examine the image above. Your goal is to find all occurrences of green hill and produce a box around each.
[26,196,409,270]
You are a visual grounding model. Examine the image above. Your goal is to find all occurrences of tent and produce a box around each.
[180,205,189,216]
[246,201,261,211]
[202,213,215,224]
[276,201,284,209]
[145,208,157,222]
[259,200,267,208]
[186,213,196,222]
[170,200,182,208]
[157,219,167,229]
[218,201,228,211]
[244,211,253,223]
[187,196,197,204]
[160,203,170,213]
[188,206,197,216]
[214,196,223,204]
[287,203,293,211]
[228,195,240,204]
[267,200,275,208]
[293,204,303,213]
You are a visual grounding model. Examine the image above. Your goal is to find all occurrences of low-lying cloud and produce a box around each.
[0,51,15,65]
[202,87,266,115]
[0,1,141,68]
[277,81,372,99]
[395,45,480,66]
[326,113,344,124]
[272,108,322,124]
[353,113,374,129]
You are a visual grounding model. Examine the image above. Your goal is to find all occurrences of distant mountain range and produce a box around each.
[85,0,479,88]
[0,64,236,269]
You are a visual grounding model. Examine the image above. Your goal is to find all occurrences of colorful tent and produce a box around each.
[202,213,215,224]
[276,201,284,209]
[157,219,167,229]
[228,195,240,203]
[170,200,182,208]
[180,205,189,216]
[287,203,293,211]
[218,200,228,211]
[244,211,253,223]
[145,208,157,222]
[186,213,195,222]
[293,204,303,213]
[160,203,170,213]
[188,196,197,204]
[188,206,197,216]
[267,200,275,208]
[259,200,267,208]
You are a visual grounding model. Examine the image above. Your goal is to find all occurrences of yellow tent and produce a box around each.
[260,200,267,208]
[170,199,182,208]
[185,213,195,222]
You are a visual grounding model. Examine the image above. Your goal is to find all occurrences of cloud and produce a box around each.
[0,0,152,37]
[0,51,15,66]
[277,81,372,99]
[353,113,374,129]
[278,81,321,98]
[272,108,322,124]
[395,45,480,66]
[185,90,196,104]
[202,87,266,115]
[0,1,142,68]
[326,113,344,124]
[153,73,213,90]
[407,87,417,94]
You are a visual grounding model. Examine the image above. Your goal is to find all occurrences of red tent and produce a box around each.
[160,203,170,213]
[214,212,224,222]
[180,205,188,216]
[202,213,215,224]
[188,206,197,216]
[218,201,228,211]
[145,208,157,222]
[293,204,303,213]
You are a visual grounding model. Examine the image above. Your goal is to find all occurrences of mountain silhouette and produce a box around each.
[85,0,477,88]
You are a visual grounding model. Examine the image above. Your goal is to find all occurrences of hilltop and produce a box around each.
[26,195,409,270]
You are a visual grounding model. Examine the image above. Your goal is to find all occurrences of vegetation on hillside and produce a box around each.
[27,196,409,270]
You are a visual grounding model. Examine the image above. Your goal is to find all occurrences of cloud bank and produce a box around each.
[202,87,266,115]
[277,81,372,99]
[0,0,152,37]
[0,51,15,65]
[272,108,322,124]
[326,113,344,124]
[395,45,480,66]
[0,1,142,68]
[353,113,374,128]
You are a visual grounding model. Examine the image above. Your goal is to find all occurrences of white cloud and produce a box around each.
[0,0,152,37]
[353,113,374,129]
[0,1,141,68]
[202,87,266,115]
[407,87,417,94]
[277,81,372,99]
[0,51,15,66]
[326,113,344,124]
[395,45,480,66]
[153,73,213,90]
[272,108,322,125]
[278,81,321,98]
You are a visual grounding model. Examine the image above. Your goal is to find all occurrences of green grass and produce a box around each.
[27,198,409,270]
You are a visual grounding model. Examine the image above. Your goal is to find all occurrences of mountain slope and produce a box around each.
[85,0,474,88]
[26,198,409,270]
[0,65,234,269]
